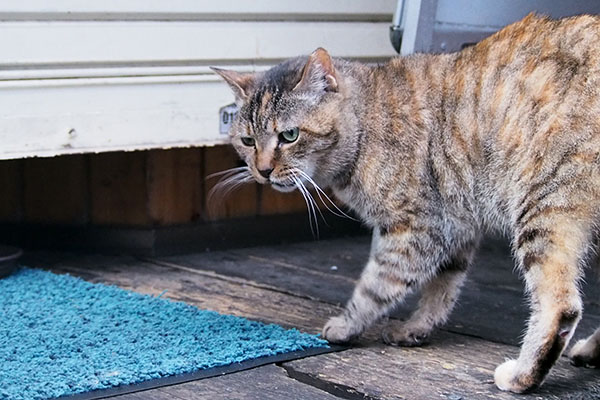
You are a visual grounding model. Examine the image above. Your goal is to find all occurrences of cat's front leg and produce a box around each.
[381,244,476,346]
[323,226,442,343]
[322,255,418,343]
[322,257,414,342]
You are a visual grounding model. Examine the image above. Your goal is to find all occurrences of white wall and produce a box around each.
[0,0,397,160]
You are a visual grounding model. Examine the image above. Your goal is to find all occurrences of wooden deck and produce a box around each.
[23,235,600,399]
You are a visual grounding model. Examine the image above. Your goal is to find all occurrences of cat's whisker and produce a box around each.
[301,179,328,227]
[292,170,329,223]
[297,179,321,237]
[295,169,358,221]
[290,171,330,232]
[292,171,326,236]
[206,166,250,181]
[295,179,316,238]
[292,175,319,238]
[211,170,252,191]
[217,176,254,199]
[208,180,248,206]
[294,169,343,215]
[207,169,253,208]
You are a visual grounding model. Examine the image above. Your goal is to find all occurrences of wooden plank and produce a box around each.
[285,337,600,400]
[111,390,170,400]
[152,252,357,305]
[23,154,87,224]
[33,253,338,333]
[203,145,258,221]
[156,235,600,346]
[114,365,341,400]
[30,251,600,400]
[0,0,396,21]
[0,158,22,222]
[111,389,168,400]
[89,151,151,226]
[147,148,203,225]
[156,247,358,304]
[233,236,370,281]
[0,77,233,161]
[0,21,396,67]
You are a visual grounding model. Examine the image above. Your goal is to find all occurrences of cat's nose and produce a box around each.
[258,168,274,179]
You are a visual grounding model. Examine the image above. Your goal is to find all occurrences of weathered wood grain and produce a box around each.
[111,389,171,400]
[153,249,358,304]
[114,365,341,400]
[23,154,88,224]
[0,158,21,222]
[147,148,203,225]
[35,253,339,333]
[285,338,600,400]
[89,151,151,226]
[157,235,600,345]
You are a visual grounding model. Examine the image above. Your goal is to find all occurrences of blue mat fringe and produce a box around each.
[0,269,328,400]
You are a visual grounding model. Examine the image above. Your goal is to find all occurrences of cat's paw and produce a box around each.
[381,323,429,347]
[494,359,536,393]
[569,338,600,368]
[322,315,359,343]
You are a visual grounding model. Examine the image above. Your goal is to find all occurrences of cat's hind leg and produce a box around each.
[381,245,476,346]
[494,219,588,393]
[569,328,600,367]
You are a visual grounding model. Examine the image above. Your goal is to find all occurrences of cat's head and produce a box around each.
[212,48,357,193]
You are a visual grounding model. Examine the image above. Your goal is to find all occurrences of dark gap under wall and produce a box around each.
[0,146,366,255]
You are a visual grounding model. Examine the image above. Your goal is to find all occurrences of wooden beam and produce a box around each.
[0,159,22,222]
[116,365,341,400]
[23,155,88,224]
[147,148,203,225]
[89,151,151,226]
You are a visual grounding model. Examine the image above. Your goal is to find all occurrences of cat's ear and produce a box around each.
[294,48,338,93]
[211,67,256,105]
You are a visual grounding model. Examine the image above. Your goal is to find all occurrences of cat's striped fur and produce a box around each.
[213,13,600,393]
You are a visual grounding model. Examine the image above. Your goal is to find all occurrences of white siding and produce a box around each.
[0,1,396,160]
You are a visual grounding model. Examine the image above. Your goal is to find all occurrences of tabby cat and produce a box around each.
[212,13,600,393]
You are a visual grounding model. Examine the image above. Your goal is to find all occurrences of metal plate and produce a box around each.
[219,103,239,136]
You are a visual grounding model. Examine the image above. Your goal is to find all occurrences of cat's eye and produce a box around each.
[240,136,255,147]
[279,127,300,143]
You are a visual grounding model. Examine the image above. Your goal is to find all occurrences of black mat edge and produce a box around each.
[58,344,348,400]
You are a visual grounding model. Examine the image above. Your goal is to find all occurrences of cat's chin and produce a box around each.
[270,182,297,193]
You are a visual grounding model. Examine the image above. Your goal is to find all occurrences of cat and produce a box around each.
[212,13,600,393]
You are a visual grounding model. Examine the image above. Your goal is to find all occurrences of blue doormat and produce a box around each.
[0,269,332,400]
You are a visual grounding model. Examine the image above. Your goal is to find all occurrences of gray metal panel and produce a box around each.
[399,0,438,54]
[392,0,600,54]
[436,0,600,29]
